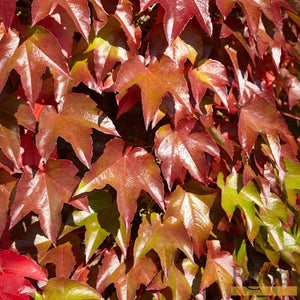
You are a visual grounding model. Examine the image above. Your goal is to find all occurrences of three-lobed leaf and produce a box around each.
[115,55,192,128]
[134,212,194,277]
[155,118,219,190]
[10,159,80,243]
[140,0,212,44]
[75,138,165,229]
[36,92,119,167]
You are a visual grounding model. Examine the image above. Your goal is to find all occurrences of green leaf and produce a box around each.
[218,173,262,242]
[61,190,118,261]
[42,278,101,300]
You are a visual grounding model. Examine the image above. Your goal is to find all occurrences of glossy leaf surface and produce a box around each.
[75,138,165,228]
[36,93,118,167]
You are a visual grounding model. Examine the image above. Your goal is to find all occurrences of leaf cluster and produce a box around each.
[0,0,299,299]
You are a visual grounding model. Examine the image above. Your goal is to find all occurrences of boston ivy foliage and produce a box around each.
[0,0,299,299]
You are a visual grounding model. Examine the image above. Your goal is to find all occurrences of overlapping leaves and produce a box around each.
[0,0,299,299]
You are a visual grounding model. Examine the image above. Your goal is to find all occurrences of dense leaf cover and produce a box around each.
[0,0,299,298]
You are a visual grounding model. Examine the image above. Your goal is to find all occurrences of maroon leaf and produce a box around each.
[10,159,80,243]
[0,0,16,29]
[155,118,219,190]
[31,0,91,41]
[140,0,212,44]
[36,93,119,167]
[75,138,165,229]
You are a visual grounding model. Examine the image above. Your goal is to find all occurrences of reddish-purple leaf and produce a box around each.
[0,28,19,94]
[36,93,118,167]
[10,159,80,243]
[0,0,16,29]
[115,55,192,128]
[75,138,165,229]
[155,118,219,190]
[134,212,194,277]
[32,0,91,41]
[215,0,235,17]
[140,0,212,44]
[37,6,77,57]
[90,0,108,34]
[11,26,69,105]
[189,59,229,107]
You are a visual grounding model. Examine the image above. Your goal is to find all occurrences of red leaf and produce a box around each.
[37,6,77,57]
[0,249,47,281]
[32,0,91,41]
[115,55,192,128]
[11,26,69,105]
[0,169,17,238]
[0,94,36,169]
[88,15,130,83]
[238,96,291,155]
[0,0,16,29]
[113,0,142,48]
[97,249,158,300]
[189,59,229,107]
[0,28,19,94]
[10,159,80,243]
[75,138,165,229]
[36,93,119,168]
[140,0,212,44]
[200,240,241,299]
[155,118,219,190]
